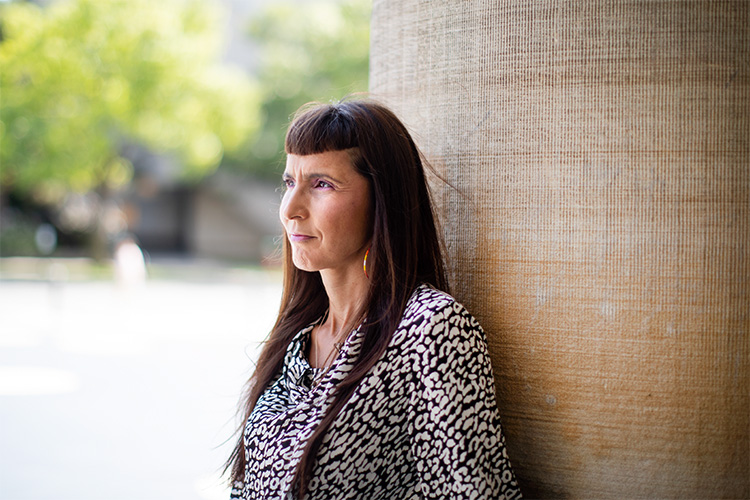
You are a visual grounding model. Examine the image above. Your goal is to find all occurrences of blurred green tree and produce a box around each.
[0,0,261,202]
[225,0,370,178]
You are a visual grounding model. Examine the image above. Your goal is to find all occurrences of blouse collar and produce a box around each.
[281,317,366,404]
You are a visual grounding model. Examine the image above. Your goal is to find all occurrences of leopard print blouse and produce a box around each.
[231,284,522,499]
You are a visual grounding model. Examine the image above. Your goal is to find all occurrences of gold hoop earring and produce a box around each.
[363,248,370,279]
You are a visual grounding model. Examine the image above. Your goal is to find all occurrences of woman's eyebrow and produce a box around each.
[283,171,344,184]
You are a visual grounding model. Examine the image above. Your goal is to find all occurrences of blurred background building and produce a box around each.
[0,0,370,265]
[117,0,279,263]
[0,1,371,499]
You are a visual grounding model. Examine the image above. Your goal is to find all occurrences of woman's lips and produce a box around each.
[289,233,314,242]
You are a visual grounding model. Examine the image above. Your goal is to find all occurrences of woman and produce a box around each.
[227,99,522,499]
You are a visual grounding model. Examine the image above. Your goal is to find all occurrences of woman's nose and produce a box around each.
[280,188,307,221]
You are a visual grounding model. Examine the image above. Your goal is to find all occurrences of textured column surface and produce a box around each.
[370,1,748,497]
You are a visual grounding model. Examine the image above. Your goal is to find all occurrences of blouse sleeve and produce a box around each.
[229,480,243,499]
[409,301,522,499]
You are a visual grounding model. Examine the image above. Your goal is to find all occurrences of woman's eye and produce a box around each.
[283,178,294,189]
[314,179,333,189]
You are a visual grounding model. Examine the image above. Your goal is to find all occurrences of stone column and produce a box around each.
[370,1,748,497]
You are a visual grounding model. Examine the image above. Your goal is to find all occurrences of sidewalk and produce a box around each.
[0,258,282,500]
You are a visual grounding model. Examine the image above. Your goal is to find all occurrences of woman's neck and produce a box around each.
[308,267,368,369]
[319,267,368,335]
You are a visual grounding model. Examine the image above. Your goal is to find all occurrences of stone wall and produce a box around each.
[370,1,749,497]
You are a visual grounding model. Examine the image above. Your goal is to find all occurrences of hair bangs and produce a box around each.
[285,103,360,155]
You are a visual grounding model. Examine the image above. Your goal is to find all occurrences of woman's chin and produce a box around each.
[292,257,317,273]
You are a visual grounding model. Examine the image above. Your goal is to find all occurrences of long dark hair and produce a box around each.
[227,98,449,495]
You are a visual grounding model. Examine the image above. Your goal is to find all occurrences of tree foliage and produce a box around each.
[0,0,261,200]
[229,0,370,177]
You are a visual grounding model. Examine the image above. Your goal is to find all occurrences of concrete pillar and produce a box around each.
[370,1,748,497]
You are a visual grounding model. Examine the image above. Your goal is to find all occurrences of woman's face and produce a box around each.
[280,150,372,276]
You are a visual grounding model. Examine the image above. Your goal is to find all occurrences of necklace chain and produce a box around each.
[308,311,363,390]
[313,326,346,369]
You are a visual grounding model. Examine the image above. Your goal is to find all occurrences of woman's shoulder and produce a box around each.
[395,284,489,372]
[405,283,455,313]
[401,283,483,335]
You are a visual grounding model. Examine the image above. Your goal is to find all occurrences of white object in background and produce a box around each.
[113,238,147,288]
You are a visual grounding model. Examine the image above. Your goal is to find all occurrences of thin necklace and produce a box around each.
[311,307,355,370]
[309,319,363,389]
[312,310,331,369]
[313,323,346,369]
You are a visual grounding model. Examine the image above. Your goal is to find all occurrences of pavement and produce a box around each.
[0,258,282,500]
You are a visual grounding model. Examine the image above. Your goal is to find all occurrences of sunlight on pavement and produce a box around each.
[0,366,81,395]
[0,264,282,500]
[194,472,231,500]
[0,328,43,348]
